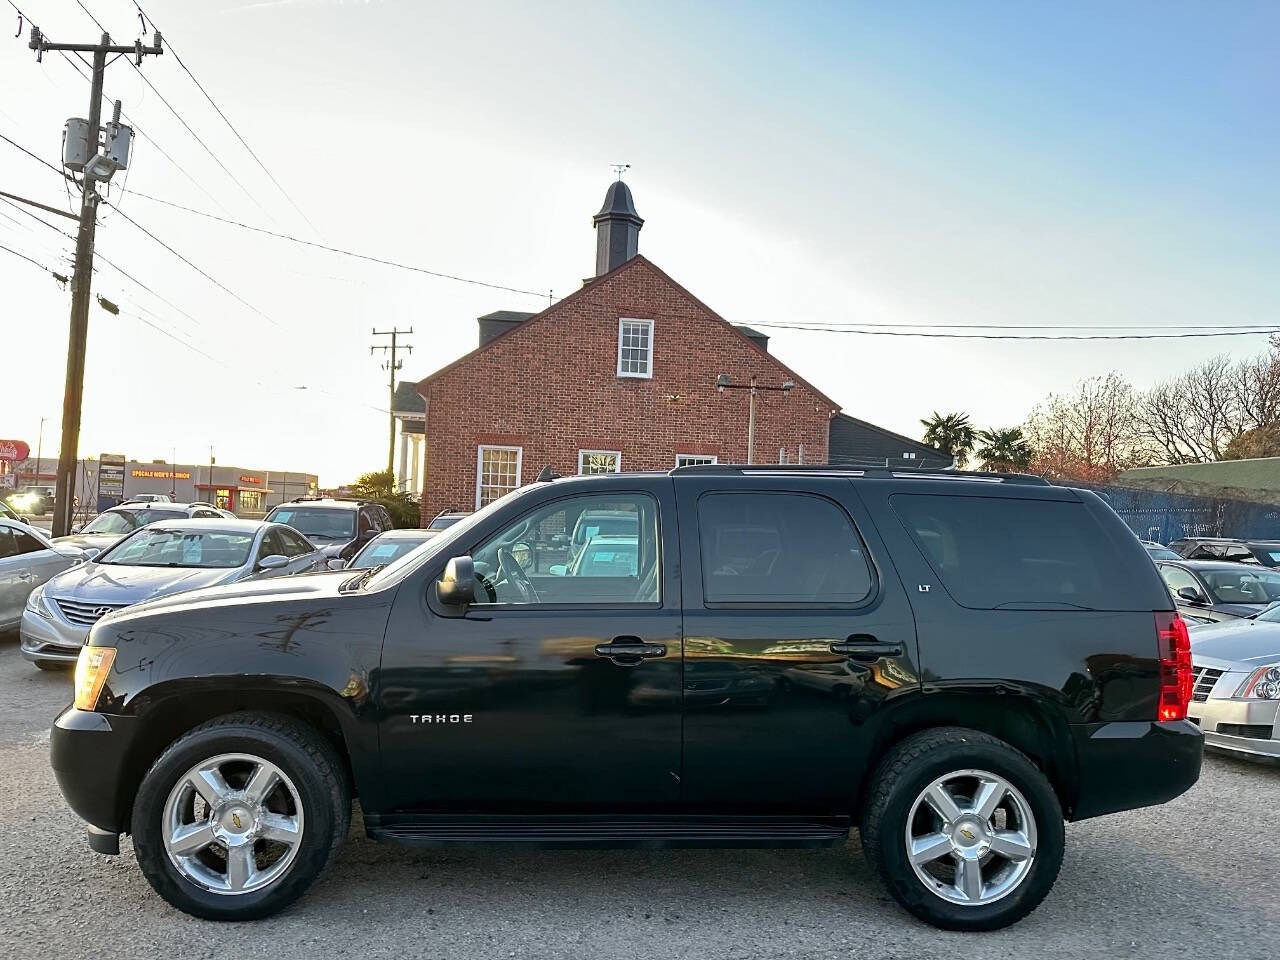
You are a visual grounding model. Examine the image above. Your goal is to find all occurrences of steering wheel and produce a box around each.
[497,545,539,603]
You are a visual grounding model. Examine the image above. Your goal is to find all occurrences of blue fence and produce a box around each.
[1084,483,1280,544]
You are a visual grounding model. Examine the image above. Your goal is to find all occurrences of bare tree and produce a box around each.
[1134,356,1243,463]
[1024,373,1145,483]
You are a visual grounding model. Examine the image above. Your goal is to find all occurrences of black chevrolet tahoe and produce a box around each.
[51,466,1202,930]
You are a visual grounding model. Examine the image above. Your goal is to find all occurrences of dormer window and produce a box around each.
[617,318,653,379]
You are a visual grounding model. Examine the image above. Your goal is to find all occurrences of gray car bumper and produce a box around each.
[1188,695,1280,760]
[19,609,88,664]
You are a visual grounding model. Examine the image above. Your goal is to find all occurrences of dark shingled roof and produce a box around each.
[828,413,953,468]
[392,381,425,414]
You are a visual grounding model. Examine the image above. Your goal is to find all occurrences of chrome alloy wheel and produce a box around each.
[161,752,305,895]
[904,768,1037,907]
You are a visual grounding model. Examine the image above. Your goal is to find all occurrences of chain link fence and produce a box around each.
[1083,483,1280,543]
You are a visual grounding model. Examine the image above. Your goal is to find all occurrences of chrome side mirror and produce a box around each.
[257,554,290,572]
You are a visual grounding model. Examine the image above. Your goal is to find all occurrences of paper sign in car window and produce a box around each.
[274,511,294,523]
[370,544,401,560]
[181,537,203,563]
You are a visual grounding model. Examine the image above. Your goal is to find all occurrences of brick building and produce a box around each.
[414,181,841,522]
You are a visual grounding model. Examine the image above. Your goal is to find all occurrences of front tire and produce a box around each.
[131,712,350,920]
[860,727,1064,931]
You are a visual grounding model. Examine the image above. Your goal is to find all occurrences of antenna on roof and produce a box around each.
[535,465,559,482]
[610,162,631,180]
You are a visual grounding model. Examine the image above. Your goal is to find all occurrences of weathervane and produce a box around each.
[611,162,631,180]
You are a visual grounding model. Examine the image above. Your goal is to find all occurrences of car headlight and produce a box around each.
[24,586,53,621]
[74,645,117,711]
[1237,664,1280,700]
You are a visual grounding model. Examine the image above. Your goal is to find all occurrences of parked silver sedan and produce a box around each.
[20,519,323,668]
[1189,606,1280,760]
[0,520,92,633]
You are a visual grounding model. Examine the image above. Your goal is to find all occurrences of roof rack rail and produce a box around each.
[288,495,372,504]
[668,463,1051,485]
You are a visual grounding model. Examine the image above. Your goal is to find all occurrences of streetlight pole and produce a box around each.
[34,416,47,482]
[716,374,794,465]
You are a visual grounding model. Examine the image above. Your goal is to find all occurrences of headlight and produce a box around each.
[24,586,53,621]
[74,645,117,711]
[1237,664,1280,700]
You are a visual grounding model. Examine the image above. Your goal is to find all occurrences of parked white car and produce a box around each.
[0,519,91,633]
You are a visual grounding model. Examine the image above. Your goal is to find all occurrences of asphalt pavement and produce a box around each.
[0,630,1276,960]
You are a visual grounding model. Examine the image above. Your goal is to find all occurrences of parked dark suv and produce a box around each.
[264,497,391,563]
[50,466,1201,930]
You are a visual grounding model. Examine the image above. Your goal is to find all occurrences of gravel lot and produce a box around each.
[1,630,1276,960]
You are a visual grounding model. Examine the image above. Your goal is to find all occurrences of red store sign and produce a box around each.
[0,439,30,462]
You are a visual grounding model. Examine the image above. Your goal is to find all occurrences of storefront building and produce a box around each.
[10,457,318,518]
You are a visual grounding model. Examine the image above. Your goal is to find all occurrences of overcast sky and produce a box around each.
[2,0,1277,483]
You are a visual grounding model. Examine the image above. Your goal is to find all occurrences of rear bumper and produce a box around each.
[1070,719,1203,821]
[49,707,142,834]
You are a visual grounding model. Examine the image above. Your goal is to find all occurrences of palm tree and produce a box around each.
[921,412,976,468]
[976,427,1035,473]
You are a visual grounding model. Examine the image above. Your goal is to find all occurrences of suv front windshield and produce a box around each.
[82,508,186,535]
[267,507,356,541]
[98,528,255,568]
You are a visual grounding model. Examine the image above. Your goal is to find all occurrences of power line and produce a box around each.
[0,238,63,277]
[750,322,1280,341]
[99,199,282,328]
[124,188,553,299]
[0,129,64,177]
[72,0,284,226]
[129,0,323,237]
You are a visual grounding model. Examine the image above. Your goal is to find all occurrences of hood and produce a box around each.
[43,561,239,606]
[1209,602,1267,619]
[1190,618,1280,669]
[52,532,123,553]
[107,569,357,623]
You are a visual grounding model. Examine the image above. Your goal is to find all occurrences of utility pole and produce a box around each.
[35,416,47,482]
[371,327,413,480]
[716,374,795,465]
[27,27,163,536]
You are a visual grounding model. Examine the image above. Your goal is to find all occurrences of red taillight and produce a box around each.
[1155,611,1192,722]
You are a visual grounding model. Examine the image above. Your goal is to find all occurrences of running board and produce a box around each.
[365,814,851,849]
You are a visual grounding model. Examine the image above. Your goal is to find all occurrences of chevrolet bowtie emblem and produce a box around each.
[959,827,975,841]
[232,813,242,829]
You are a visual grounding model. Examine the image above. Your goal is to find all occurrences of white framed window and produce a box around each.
[617,318,653,379]
[476,445,522,509]
[675,454,718,468]
[579,450,621,475]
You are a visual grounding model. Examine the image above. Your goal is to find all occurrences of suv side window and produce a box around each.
[697,492,873,605]
[893,494,1134,611]
[470,494,660,605]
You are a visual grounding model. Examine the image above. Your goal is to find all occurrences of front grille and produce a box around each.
[1216,723,1274,740]
[1190,665,1224,702]
[52,598,128,627]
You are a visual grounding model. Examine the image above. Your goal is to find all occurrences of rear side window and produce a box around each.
[892,493,1136,611]
[697,492,873,605]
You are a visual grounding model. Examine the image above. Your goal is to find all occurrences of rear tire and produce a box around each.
[131,712,350,920]
[860,727,1064,931]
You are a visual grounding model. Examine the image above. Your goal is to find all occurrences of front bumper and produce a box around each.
[1070,719,1203,821]
[19,608,88,663]
[50,706,143,835]
[1189,695,1280,760]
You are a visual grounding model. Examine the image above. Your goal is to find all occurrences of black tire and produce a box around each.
[131,712,350,920]
[859,727,1064,931]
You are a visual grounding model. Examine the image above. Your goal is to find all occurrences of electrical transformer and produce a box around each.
[104,121,133,170]
[62,118,93,172]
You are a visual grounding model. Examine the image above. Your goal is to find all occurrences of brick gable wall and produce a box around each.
[418,257,836,522]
